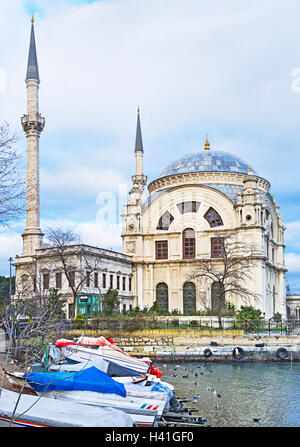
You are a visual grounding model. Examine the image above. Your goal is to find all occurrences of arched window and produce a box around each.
[157,211,174,230]
[183,282,196,314]
[211,282,225,312]
[204,207,223,227]
[183,228,195,259]
[156,283,169,312]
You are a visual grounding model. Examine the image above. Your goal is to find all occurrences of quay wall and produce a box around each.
[68,328,299,347]
[67,328,300,361]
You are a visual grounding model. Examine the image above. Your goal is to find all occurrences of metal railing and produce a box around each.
[60,318,300,335]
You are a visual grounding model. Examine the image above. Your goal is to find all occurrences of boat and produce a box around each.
[10,366,172,427]
[4,370,38,395]
[54,335,159,376]
[47,359,174,390]
[0,388,135,427]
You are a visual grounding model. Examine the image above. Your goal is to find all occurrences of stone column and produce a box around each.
[21,78,45,256]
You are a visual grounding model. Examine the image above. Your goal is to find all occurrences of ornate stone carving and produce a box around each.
[21,113,45,135]
[126,241,136,253]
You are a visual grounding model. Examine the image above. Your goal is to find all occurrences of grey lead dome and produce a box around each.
[159,150,256,178]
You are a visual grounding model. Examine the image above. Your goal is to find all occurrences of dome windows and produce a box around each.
[204,207,223,227]
[177,201,200,214]
[157,211,174,230]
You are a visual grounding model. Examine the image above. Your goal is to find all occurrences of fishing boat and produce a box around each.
[0,388,134,427]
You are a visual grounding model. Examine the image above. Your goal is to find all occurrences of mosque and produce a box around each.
[14,19,288,319]
[122,112,287,318]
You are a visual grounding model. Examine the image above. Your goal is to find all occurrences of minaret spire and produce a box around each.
[26,15,40,82]
[132,107,147,191]
[21,17,45,256]
[135,106,144,153]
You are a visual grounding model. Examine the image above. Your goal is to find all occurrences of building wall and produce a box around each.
[14,245,134,319]
[123,175,287,317]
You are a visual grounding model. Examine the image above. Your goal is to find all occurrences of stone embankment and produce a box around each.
[90,329,300,362]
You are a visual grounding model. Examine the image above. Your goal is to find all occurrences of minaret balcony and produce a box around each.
[21,113,45,135]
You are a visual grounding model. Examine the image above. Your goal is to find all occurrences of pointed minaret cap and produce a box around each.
[134,106,144,153]
[204,135,210,151]
[26,16,40,81]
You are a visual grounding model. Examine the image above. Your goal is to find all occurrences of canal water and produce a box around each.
[157,361,300,427]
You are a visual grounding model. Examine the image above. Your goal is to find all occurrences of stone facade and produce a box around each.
[15,244,133,319]
[286,293,300,319]
[122,133,287,318]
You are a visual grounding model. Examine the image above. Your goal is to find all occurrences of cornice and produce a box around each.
[148,171,270,194]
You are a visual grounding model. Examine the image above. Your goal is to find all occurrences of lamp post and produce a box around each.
[8,257,13,304]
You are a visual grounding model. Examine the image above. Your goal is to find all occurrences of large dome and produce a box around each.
[159,150,256,178]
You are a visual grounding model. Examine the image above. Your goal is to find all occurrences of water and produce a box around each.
[157,361,300,427]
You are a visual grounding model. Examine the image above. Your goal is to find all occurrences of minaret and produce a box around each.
[21,16,45,256]
[132,107,147,191]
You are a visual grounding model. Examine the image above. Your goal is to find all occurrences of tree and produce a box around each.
[0,289,67,363]
[237,305,263,321]
[43,227,103,319]
[0,122,25,226]
[189,233,261,329]
[102,289,119,316]
[0,276,15,303]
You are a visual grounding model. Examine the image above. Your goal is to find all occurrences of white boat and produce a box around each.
[5,372,158,427]
[55,336,153,375]
[7,367,170,427]
[38,388,160,427]
[0,388,135,427]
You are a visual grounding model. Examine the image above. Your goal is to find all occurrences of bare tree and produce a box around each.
[43,227,103,319]
[188,233,262,329]
[0,288,66,365]
[0,122,25,226]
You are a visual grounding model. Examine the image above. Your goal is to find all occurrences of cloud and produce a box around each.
[0,232,23,275]
[286,253,300,274]
[41,217,122,249]
[1,0,300,284]
[41,166,129,197]
[285,221,300,252]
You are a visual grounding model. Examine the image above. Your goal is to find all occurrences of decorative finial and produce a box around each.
[204,135,210,151]
[137,105,140,114]
[248,165,252,174]
[31,12,35,25]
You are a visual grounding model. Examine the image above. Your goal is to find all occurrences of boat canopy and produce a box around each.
[24,366,126,397]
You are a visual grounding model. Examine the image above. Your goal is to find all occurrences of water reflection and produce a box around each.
[158,362,300,427]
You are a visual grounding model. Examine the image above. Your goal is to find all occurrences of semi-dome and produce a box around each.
[159,150,256,178]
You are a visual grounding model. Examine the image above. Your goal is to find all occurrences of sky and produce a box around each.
[0,0,300,292]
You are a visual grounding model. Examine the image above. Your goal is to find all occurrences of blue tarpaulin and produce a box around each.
[24,366,126,397]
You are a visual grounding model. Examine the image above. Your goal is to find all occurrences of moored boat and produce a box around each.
[9,366,171,427]
[55,335,153,375]
[0,388,135,427]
